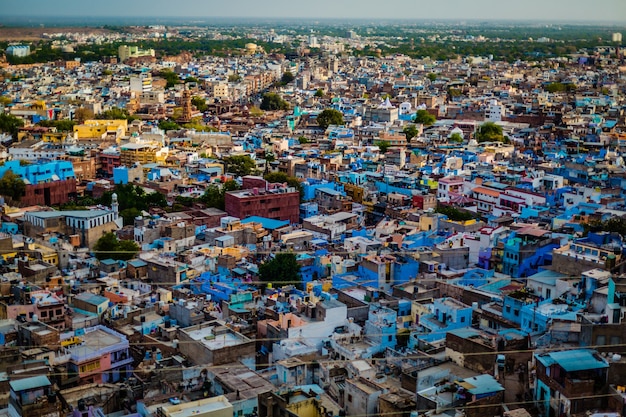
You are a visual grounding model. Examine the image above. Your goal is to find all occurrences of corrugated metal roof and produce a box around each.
[9,375,51,392]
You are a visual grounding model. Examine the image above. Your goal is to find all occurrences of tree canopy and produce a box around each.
[93,232,140,261]
[0,113,24,139]
[280,71,295,85]
[403,124,419,141]
[160,69,180,88]
[199,180,240,210]
[375,140,391,153]
[258,252,301,287]
[476,122,505,143]
[316,108,344,129]
[414,109,436,126]
[192,96,208,112]
[449,132,464,143]
[99,184,167,225]
[0,170,25,202]
[158,119,182,131]
[260,93,289,111]
[224,155,257,177]
[36,119,76,132]
[97,107,137,121]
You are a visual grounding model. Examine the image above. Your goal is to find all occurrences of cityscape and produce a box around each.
[0,3,625,417]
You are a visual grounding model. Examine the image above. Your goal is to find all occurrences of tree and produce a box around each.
[74,107,94,123]
[97,107,136,121]
[0,170,25,202]
[375,140,391,153]
[316,108,344,129]
[93,232,139,261]
[36,119,76,131]
[414,109,436,126]
[158,119,181,131]
[258,252,301,287]
[228,74,242,82]
[449,132,464,143]
[476,122,504,143]
[298,136,309,144]
[0,113,24,139]
[314,89,324,98]
[191,96,208,112]
[403,124,418,141]
[427,73,437,82]
[224,155,257,177]
[0,96,12,106]
[200,184,226,210]
[260,93,289,111]
[160,70,180,88]
[280,71,295,85]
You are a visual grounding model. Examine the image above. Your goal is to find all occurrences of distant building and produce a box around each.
[5,45,30,57]
[118,45,155,62]
[9,376,61,417]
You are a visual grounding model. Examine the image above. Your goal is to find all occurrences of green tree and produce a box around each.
[185,76,199,84]
[260,93,289,111]
[476,122,504,143]
[36,119,76,132]
[314,89,324,98]
[435,205,475,222]
[119,207,141,226]
[0,170,25,202]
[191,96,208,112]
[97,107,136,121]
[200,184,226,210]
[158,119,181,131]
[298,136,309,144]
[427,73,437,82]
[0,113,24,139]
[224,155,257,177]
[414,109,436,126]
[258,252,301,287]
[160,70,180,88]
[281,71,295,85]
[403,124,418,141]
[316,108,344,129]
[449,132,464,143]
[0,96,13,106]
[228,74,242,82]
[375,140,391,153]
[93,232,139,261]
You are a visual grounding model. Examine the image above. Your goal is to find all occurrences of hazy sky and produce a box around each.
[2,0,626,22]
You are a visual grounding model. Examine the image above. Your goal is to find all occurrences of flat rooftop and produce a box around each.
[185,326,248,350]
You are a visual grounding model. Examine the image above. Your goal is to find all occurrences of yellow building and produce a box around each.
[120,143,158,165]
[118,45,155,62]
[73,120,128,140]
[159,396,232,417]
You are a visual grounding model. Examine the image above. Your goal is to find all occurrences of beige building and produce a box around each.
[157,395,233,417]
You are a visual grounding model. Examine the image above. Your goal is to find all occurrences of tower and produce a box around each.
[178,86,193,123]
[112,193,119,218]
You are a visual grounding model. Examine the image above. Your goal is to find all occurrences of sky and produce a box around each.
[2,0,625,23]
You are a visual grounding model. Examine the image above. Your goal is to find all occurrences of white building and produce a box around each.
[485,99,505,122]
[6,45,30,57]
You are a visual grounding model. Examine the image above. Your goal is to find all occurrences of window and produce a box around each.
[514,310,519,317]
[348,394,353,403]
[388,335,392,342]
[506,306,511,313]
[460,316,465,323]
[79,360,100,373]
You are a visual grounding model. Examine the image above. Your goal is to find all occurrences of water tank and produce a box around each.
[410,412,418,417]
[32,314,38,322]
[613,354,622,362]
[172,339,179,349]
[472,302,478,310]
